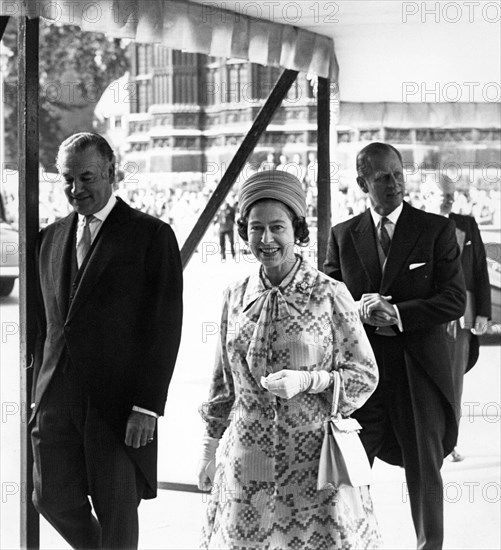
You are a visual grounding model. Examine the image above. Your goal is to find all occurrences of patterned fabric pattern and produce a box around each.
[200,257,381,549]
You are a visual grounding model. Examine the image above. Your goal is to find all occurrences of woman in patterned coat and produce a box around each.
[197,170,381,549]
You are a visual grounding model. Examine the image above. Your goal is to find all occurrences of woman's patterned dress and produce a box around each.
[200,257,382,549]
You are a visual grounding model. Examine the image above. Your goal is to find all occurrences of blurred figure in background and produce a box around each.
[276,153,288,171]
[423,173,491,462]
[259,152,276,172]
[215,199,236,262]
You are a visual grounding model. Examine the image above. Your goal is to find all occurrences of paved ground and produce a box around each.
[1,246,500,549]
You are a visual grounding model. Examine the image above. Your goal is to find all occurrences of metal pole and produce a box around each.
[316,77,331,271]
[0,16,11,170]
[18,15,40,550]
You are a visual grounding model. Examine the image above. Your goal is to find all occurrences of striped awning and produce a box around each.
[1,0,338,79]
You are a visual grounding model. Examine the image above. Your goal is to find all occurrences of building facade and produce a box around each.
[125,43,317,187]
[121,43,500,194]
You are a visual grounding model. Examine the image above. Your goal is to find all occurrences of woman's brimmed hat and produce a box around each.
[238,170,307,218]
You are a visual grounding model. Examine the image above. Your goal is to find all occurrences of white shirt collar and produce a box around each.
[78,194,117,224]
[369,202,404,228]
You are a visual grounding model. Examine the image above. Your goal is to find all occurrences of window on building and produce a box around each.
[138,80,151,112]
[254,65,281,99]
[227,64,241,103]
[137,44,149,75]
[205,68,216,106]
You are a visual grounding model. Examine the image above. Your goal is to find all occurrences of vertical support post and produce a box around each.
[316,77,331,270]
[1,16,11,171]
[18,16,40,550]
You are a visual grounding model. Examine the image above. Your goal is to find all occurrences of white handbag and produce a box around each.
[317,370,372,490]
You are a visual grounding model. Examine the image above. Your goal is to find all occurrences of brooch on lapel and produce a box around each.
[295,280,312,294]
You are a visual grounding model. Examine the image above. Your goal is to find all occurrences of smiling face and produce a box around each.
[247,200,297,285]
[357,149,405,216]
[59,146,114,215]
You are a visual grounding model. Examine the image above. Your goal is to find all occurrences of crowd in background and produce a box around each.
[335,183,500,227]
[1,152,499,245]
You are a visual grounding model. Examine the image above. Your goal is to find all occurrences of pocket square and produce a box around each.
[409,262,426,270]
[465,241,472,246]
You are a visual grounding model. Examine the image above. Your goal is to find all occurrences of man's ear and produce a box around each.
[356,176,367,193]
[108,161,115,184]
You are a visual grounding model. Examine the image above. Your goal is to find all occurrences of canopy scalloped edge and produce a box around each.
[1,0,339,80]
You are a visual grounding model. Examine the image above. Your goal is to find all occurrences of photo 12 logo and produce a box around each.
[402,2,501,23]
[200,2,340,24]
[402,81,501,102]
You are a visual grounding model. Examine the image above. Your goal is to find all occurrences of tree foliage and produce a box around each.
[3,18,129,169]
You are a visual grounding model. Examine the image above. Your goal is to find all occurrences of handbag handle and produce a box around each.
[330,369,341,418]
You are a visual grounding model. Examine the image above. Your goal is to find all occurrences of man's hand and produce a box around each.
[471,315,489,335]
[125,411,156,448]
[370,310,398,326]
[359,293,397,326]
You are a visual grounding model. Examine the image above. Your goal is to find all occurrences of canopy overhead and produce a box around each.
[1,0,338,79]
[2,1,499,102]
[189,1,500,104]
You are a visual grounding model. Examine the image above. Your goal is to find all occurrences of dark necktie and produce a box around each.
[77,215,94,268]
[378,217,391,257]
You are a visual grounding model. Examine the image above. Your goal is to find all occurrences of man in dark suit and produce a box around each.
[423,174,491,461]
[31,133,183,549]
[324,142,466,549]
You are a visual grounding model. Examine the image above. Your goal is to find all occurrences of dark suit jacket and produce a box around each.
[450,212,491,371]
[32,198,183,498]
[324,201,466,465]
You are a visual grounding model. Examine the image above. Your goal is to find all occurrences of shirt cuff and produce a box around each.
[132,406,159,418]
[393,305,403,332]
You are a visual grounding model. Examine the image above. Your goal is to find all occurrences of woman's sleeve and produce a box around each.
[199,289,236,440]
[331,282,379,417]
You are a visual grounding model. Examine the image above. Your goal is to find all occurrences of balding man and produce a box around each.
[423,174,491,461]
[324,142,466,549]
[30,133,183,549]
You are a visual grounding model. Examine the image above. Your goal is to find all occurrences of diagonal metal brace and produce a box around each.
[180,68,299,269]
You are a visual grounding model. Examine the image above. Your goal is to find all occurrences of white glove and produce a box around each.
[196,435,219,491]
[261,370,333,399]
[261,370,311,399]
[307,370,332,393]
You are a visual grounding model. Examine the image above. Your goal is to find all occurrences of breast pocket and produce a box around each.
[407,259,432,277]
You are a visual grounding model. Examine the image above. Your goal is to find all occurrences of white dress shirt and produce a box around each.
[76,194,117,247]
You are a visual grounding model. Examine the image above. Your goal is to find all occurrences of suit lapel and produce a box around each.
[380,202,423,292]
[67,199,133,322]
[350,210,382,291]
[51,213,78,319]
